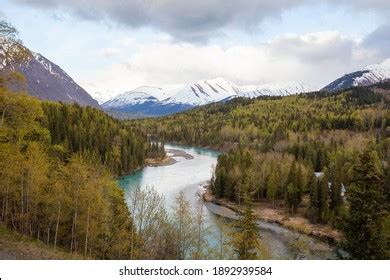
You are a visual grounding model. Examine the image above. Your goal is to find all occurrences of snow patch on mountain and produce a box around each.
[103,91,159,109]
[322,58,390,92]
[354,59,390,86]
[162,78,241,106]
[240,81,310,98]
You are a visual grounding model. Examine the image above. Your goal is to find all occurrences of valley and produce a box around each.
[1,18,389,261]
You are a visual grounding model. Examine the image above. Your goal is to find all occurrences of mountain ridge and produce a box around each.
[102,78,311,117]
[322,59,390,92]
[0,40,99,108]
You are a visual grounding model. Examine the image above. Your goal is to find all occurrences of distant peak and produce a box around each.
[322,57,390,92]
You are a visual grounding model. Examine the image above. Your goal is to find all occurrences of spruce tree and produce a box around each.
[286,163,302,215]
[318,169,330,223]
[344,149,386,259]
[329,159,343,217]
[308,172,319,222]
[231,197,261,259]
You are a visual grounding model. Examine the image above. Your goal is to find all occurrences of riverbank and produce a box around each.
[145,156,177,166]
[166,148,195,159]
[145,148,194,167]
[202,187,342,245]
[166,141,232,153]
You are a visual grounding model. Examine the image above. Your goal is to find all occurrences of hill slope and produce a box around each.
[0,224,83,260]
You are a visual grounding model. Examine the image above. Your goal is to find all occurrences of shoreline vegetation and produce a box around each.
[145,148,194,167]
[157,144,343,245]
[147,143,343,246]
[202,186,342,244]
[134,144,341,251]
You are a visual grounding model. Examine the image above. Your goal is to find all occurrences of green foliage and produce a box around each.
[0,20,31,73]
[346,87,383,105]
[307,171,319,222]
[0,89,143,259]
[129,87,388,156]
[286,162,303,215]
[146,140,165,159]
[343,148,387,259]
[230,198,268,259]
[317,169,330,224]
[41,102,145,175]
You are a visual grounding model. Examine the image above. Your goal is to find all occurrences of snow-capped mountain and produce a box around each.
[322,59,390,92]
[104,90,159,108]
[240,81,309,98]
[161,78,241,106]
[103,78,311,117]
[0,39,99,108]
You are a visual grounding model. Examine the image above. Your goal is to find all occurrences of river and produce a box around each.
[118,144,338,259]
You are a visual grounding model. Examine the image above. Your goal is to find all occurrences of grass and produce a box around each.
[0,223,84,260]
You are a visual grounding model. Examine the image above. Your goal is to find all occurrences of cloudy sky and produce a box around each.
[1,0,389,96]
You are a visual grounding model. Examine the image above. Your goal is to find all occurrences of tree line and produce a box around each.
[42,102,145,176]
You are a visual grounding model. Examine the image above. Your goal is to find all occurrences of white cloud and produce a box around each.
[12,0,390,42]
[268,31,354,63]
[12,0,306,42]
[98,47,122,58]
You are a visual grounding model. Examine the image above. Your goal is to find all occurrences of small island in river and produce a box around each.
[145,148,194,167]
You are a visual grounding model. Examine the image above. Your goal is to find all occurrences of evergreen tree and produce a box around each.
[329,165,343,217]
[230,197,261,259]
[308,172,319,222]
[266,165,278,208]
[318,169,330,224]
[286,163,302,215]
[344,149,387,259]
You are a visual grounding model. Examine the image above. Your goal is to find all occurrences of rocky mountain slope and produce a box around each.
[322,59,390,92]
[0,39,99,107]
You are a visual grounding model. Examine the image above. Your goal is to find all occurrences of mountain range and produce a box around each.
[2,39,390,117]
[102,78,310,117]
[102,59,390,117]
[0,39,99,108]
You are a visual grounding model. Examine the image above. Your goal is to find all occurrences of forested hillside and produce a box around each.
[0,77,222,260]
[0,75,148,258]
[0,20,229,260]
[129,84,390,259]
[42,102,145,176]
